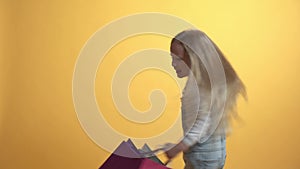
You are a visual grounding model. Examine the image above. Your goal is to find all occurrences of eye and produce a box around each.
[171,54,182,61]
[174,56,182,61]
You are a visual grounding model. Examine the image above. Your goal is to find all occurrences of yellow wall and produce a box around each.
[1,0,300,168]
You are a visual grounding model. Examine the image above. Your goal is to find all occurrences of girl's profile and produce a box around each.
[165,29,247,169]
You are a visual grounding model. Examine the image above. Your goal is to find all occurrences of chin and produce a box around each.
[177,74,184,78]
[177,73,188,78]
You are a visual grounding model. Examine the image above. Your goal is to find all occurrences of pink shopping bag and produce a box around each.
[99,139,171,169]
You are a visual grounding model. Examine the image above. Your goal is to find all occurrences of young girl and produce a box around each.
[165,29,246,169]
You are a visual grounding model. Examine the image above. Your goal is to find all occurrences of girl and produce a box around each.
[165,29,246,169]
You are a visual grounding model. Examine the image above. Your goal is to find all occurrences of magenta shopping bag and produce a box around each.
[99,139,171,169]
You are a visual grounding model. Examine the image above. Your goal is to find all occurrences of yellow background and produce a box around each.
[1,0,300,168]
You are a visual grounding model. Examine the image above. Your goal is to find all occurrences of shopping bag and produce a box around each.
[139,143,164,165]
[99,139,171,169]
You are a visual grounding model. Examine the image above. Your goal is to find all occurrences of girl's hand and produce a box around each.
[165,142,189,160]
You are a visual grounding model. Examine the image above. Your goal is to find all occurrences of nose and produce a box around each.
[172,59,176,67]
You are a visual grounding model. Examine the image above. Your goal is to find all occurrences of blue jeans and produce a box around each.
[183,135,226,169]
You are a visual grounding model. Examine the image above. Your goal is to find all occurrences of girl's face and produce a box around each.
[170,41,191,78]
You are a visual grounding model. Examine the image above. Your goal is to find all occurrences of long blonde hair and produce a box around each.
[173,29,247,135]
